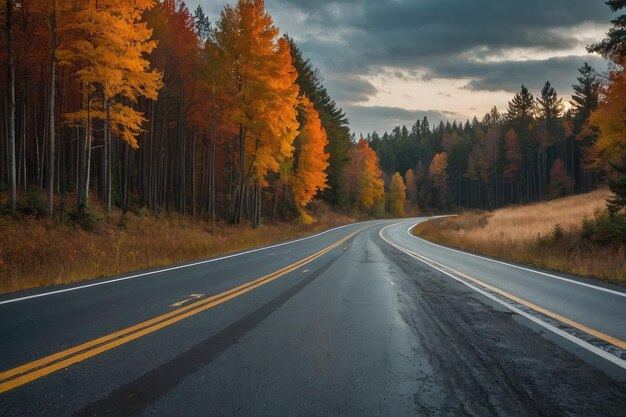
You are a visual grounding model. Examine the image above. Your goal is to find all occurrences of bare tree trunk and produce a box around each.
[148,99,156,211]
[210,83,217,229]
[6,0,17,212]
[20,79,27,193]
[105,98,111,213]
[231,124,246,224]
[192,128,196,220]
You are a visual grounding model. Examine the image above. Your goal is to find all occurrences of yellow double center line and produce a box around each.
[0,226,368,394]
[380,224,626,352]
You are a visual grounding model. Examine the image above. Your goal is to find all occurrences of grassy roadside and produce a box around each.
[412,190,626,284]
[0,201,356,294]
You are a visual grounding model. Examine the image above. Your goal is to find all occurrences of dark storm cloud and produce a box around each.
[324,75,378,103]
[276,0,612,69]
[429,55,608,94]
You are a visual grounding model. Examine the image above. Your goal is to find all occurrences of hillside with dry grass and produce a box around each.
[413,190,626,284]
[0,201,355,294]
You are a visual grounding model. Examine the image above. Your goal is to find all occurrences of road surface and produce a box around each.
[0,219,625,416]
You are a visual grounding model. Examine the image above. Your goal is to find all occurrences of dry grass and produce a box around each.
[0,201,355,294]
[413,189,626,284]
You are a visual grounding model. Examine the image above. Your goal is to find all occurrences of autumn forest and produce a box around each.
[1,0,625,229]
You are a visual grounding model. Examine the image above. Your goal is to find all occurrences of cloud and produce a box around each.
[185,0,615,133]
[324,75,378,104]
[429,55,608,94]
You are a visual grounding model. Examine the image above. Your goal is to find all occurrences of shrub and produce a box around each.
[552,223,564,242]
[20,186,47,217]
[70,208,103,233]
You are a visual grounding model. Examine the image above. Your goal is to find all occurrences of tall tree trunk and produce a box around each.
[192,128,196,220]
[20,79,26,192]
[210,83,217,229]
[231,124,246,224]
[77,91,88,211]
[6,0,16,211]
[105,98,111,213]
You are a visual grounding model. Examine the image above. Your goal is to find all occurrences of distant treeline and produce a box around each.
[366,65,604,211]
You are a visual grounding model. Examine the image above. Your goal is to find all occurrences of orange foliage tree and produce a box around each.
[290,95,329,207]
[404,168,417,211]
[590,57,626,214]
[429,152,449,209]
[57,0,162,209]
[347,139,384,212]
[548,159,574,198]
[386,172,406,217]
[210,0,300,224]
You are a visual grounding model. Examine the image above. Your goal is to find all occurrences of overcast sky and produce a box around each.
[185,0,614,135]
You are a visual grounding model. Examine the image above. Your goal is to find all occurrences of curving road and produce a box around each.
[0,219,625,416]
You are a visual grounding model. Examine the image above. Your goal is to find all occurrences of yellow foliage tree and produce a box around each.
[290,95,330,207]
[211,0,300,224]
[386,172,406,217]
[347,139,385,211]
[404,168,417,210]
[58,0,163,209]
[429,152,449,209]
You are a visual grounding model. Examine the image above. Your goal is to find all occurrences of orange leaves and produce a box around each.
[348,139,384,210]
[429,152,449,207]
[386,172,406,217]
[590,57,626,165]
[429,152,448,179]
[291,96,329,207]
[211,0,299,186]
[58,0,162,147]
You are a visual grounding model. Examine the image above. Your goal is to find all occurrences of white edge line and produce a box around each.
[379,225,626,370]
[0,221,374,305]
[404,221,626,298]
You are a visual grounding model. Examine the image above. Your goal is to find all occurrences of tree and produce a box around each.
[58,0,163,210]
[588,0,626,216]
[507,85,535,126]
[571,63,602,192]
[290,96,329,207]
[6,0,16,212]
[347,139,384,211]
[386,172,406,217]
[47,1,58,214]
[504,128,522,180]
[286,36,351,208]
[536,81,564,122]
[590,58,626,215]
[194,5,211,43]
[588,0,626,62]
[211,0,299,224]
[404,168,417,210]
[548,159,574,198]
[571,63,601,128]
[429,152,449,209]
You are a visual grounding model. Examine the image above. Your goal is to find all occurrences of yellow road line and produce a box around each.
[379,225,626,351]
[0,226,367,394]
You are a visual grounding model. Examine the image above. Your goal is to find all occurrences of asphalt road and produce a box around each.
[1,219,625,416]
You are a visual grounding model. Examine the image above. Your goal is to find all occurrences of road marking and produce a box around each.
[170,294,204,308]
[0,226,369,394]
[303,270,309,273]
[0,222,374,306]
[404,222,626,298]
[380,224,626,370]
